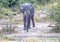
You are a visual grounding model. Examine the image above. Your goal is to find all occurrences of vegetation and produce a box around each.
[49,3,60,33]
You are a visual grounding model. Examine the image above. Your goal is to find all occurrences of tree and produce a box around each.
[0,0,18,7]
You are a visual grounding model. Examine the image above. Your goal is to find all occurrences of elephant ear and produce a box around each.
[29,5,34,13]
[20,4,24,13]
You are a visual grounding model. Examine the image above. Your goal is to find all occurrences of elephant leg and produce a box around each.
[26,15,30,32]
[28,15,30,29]
[23,15,27,30]
[31,15,35,27]
[26,15,30,29]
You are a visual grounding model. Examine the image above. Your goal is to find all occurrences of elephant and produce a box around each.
[20,3,35,31]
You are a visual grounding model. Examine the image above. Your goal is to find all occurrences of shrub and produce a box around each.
[49,3,60,33]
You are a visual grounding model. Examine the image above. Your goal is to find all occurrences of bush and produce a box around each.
[49,3,60,33]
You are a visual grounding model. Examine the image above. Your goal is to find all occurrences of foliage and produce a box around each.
[37,0,51,5]
[0,0,52,8]
[0,0,53,19]
[50,3,60,22]
[0,0,18,7]
[49,3,60,33]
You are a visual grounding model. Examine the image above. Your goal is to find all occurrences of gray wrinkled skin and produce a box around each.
[20,3,35,31]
